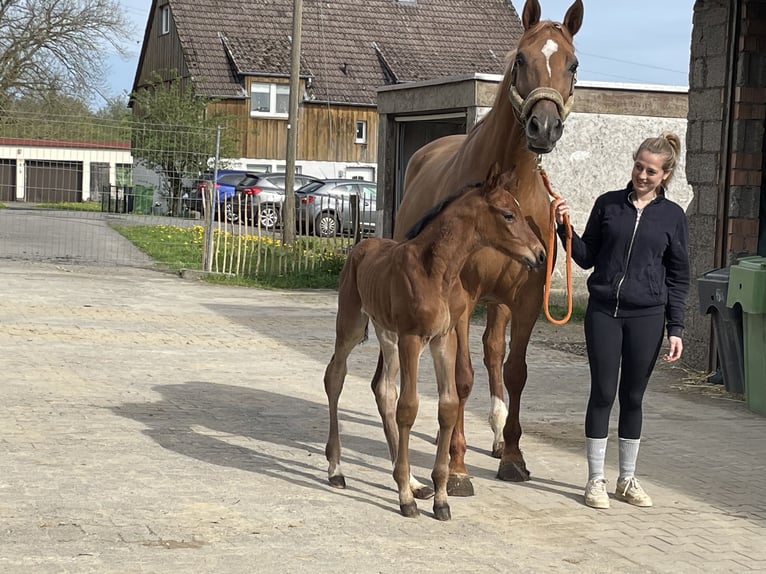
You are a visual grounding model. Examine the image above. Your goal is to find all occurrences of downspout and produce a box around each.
[715,0,742,268]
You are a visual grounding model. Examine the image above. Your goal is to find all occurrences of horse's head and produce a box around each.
[479,164,546,269]
[508,0,583,154]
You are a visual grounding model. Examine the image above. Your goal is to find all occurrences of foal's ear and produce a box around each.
[485,162,502,186]
[521,0,541,30]
[563,0,584,37]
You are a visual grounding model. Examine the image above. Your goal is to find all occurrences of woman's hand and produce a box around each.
[552,198,569,226]
[664,336,683,362]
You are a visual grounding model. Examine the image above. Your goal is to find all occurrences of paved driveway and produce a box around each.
[0,261,764,573]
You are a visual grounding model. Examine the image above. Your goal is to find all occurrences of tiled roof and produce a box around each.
[166,0,523,104]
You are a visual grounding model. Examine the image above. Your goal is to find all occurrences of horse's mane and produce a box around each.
[404,181,483,240]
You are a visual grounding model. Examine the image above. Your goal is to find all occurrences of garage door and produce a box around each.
[25,161,83,203]
[0,159,16,202]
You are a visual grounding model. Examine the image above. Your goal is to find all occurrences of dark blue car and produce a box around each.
[186,170,249,222]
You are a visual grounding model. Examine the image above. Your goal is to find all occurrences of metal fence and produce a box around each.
[0,113,374,277]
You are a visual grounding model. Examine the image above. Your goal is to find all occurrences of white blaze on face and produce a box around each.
[541,39,559,78]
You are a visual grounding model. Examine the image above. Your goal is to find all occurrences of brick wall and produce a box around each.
[686,0,766,370]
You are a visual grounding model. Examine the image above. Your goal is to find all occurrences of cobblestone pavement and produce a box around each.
[1,261,765,573]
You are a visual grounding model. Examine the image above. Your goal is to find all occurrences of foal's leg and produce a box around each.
[324,302,368,489]
[483,303,511,459]
[497,296,541,482]
[430,332,460,521]
[446,308,476,497]
[393,334,424,518]
[372,327,433,500]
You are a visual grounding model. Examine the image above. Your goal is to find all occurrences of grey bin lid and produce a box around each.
[698,267,732,314]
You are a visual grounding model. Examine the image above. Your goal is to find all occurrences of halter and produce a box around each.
[507,62,576,122]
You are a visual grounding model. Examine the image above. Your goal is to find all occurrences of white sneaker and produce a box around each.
[615,476,653,507]
[584,478,609,509]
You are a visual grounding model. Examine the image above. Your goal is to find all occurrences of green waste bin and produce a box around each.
[726,256,766,416]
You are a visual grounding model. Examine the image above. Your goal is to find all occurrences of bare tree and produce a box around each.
[0,0,134,107]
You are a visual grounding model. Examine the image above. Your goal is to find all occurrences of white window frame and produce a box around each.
[355,120,367,144]
[250,83,290,118]
[160,5,170,35]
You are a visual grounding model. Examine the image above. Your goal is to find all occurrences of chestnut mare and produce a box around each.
[391,0,583,495]
[324,167,545,520]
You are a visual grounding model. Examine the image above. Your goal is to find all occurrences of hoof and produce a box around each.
[328,475,347,489]
[413,485,435,500]
[400,501,419,518]
[433,503,452,521]
[491,441,504,459]
[496,460,531,482]
[446,474,475,497]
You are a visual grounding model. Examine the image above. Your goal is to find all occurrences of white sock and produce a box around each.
[586,437,607,481]
[618,437,641,481]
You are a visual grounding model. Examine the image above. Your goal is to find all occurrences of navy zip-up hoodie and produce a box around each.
[557,182,690,338]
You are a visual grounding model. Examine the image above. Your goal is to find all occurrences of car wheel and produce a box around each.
[224,202,239,224]
[257,204,280,230]
[315,212,338,237]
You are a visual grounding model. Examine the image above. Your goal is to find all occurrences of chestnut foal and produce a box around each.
[324,167,546,520]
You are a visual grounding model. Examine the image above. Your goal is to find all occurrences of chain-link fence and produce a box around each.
[0,113,374,278]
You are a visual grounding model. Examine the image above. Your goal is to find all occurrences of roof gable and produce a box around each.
[136,0,523,105]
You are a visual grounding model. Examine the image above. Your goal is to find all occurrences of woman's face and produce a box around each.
[631,151,669,195]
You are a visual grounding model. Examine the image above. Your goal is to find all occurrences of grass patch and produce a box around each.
[0,202,6,209]
[36,201,103,212]
[113,224,205,271]
[112,224,346,289]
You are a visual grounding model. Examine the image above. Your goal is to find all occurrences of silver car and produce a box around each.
[295,179,377,237]
[235,172,323,230]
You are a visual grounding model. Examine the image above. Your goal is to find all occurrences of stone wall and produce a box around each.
[685,0,766,370]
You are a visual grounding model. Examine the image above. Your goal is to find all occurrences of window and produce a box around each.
[355,120,367,144]
[160,5,170,35]
[250,83,290,117]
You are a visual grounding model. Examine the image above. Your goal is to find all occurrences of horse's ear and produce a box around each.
[563,0,584,37]
[521,0,541,30]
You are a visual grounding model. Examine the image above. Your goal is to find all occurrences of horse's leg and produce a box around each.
[446,308,476,497]
[483,303,511,459]
[496,296,541,482]
[393,334,423,518]
[372,326,433,500]
[324,306,369,489]
[430,332,460,521]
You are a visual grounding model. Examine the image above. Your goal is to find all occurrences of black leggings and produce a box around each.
[584,305,665,440]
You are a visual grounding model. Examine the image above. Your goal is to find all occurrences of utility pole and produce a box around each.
[282,0,303,245]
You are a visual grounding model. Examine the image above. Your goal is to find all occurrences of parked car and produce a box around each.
[236,172,323,230]
[185,170,249,222]
[294,179,377,237]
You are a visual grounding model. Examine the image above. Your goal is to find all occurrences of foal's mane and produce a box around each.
[404,181,483,240]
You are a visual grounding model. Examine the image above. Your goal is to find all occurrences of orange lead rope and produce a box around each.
[539,167,573,325]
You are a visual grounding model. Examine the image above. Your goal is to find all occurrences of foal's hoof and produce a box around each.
[433,503,452,521]
[491,441,504,459]
[413,484,435,500]
[400,502,419,518]
[446,474,475,497]
[328,475,347,489]
[497,460,531,482]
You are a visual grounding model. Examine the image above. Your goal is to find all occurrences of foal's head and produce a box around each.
[473,165,546,269]
[506,0,583,153]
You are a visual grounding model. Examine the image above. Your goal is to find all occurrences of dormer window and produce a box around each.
[160,5,170,35]
[250,82,290,118]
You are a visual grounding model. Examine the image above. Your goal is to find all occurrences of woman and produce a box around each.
[553,132,690,509]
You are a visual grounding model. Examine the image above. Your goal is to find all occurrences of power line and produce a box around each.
[578,50,688,76]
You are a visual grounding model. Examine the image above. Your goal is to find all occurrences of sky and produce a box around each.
[100,0,696,108]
